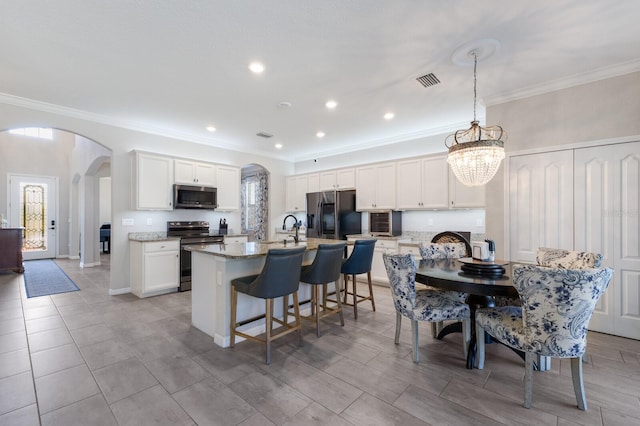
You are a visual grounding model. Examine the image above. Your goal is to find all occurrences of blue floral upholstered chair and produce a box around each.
[419,242,468,337]
[475,264,613,410]
[383,253,471,363]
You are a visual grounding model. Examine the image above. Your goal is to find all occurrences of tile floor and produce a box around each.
[1,255,639,425]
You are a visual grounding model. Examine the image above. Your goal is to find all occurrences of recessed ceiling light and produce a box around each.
[277,101,292,109]
[249,62,265,74]
[384,112,395,120]
[325,100,338,109]
[274,143,283,149]
[206,126,216,132]
[316,131,325,138]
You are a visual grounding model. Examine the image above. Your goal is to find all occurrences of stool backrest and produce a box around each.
[251,247,306,298]
[300,242,346,284]
[342,239,377,274]
[513,264,613,357]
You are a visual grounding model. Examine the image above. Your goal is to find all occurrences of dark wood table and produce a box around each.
[415,258,519,369]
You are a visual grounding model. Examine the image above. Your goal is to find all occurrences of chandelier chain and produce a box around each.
[473,52,477,122]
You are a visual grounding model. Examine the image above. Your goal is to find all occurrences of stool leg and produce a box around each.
[230,286,237,348]
[283,294,288,325]
[343,274,349,304]
[352,274,358,319]
[333,282,344,326]
[314,285,321,337]
[367,271,375,312]
[293,291,304,346]
[265,298,272,364]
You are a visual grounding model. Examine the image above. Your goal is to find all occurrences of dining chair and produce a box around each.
[475,264,613,410]
[419,242,469,337]
[341,239,377,319]
[430,231,472,257]
[230,247,306,364]
[296,242,347,336]
[383,253,471,363]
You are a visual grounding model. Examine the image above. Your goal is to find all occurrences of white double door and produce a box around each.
[509,141,640,340]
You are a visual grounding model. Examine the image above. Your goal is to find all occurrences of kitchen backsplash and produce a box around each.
[401,231,486,243]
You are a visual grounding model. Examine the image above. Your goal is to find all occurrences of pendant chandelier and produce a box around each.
[446,49,506,187]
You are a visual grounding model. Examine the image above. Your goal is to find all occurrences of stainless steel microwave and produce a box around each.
[173,184,217,209]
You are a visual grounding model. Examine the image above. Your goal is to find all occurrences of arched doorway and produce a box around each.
[240,164,269,242]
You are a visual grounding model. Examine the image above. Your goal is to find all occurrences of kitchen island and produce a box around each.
[186,238,340,347]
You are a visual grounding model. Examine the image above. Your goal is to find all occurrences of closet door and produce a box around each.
[509,150,574,263]
[575,141,640,339]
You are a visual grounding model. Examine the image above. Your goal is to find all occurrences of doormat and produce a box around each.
[23,259,80,298]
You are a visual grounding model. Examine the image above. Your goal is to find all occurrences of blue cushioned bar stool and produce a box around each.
[297,242,347,337]
[341,239,376,319]
[230,247,306,364]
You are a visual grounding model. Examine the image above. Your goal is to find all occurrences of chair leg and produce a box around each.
[230,286,237,348]
[462,318,471,360]
[431,322,438,338]
[293,291,304,346]
[314,285,321,337]
[332,282,345,327]
[571,357,587,410]
[367,271,375,312]
[352,274,358,319]
[282,294,289,325]
[343,274,349,305]
[394,312,402,344]
[476,322,485,369]
[265,299,272,365]
[411,320,419,363]
[524,352,534,409]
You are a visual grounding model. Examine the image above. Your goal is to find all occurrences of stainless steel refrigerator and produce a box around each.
[306,190,361,239]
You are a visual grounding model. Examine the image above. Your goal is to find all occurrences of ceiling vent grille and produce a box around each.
[256,131,273,138]
[416,73,440,88]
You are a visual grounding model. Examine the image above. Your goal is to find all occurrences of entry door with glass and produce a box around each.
[9,174,58,260]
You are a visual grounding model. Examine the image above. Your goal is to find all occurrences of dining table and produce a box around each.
[415,257,520,369]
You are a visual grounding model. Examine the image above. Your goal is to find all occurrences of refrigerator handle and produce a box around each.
[317,201,323,237]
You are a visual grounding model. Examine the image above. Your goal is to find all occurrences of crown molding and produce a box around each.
[485,58,640,106]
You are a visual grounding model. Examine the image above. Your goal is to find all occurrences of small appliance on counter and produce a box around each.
[472,239,496,262]
[369,211,402,236]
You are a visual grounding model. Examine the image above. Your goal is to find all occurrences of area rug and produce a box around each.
[23,259,80,298]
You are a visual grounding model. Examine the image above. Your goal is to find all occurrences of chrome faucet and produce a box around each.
[283,214,300,243]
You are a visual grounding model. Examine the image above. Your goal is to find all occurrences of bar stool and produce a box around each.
[341,239,377,319]
[297,242,347,336]
[230,247,306,364]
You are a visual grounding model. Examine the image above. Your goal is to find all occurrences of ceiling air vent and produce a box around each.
[256,131,273,138]
[416,73,440,88]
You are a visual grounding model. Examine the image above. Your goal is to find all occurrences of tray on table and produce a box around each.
[457,258,509,277]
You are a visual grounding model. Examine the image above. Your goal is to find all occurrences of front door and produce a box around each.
[8,174,58,260]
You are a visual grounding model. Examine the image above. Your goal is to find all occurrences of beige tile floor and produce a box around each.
[1,255,639,425]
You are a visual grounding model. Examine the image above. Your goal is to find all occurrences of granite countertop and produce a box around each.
[346,234,412,241]
[185,238,343,259]
[128,232,180,242]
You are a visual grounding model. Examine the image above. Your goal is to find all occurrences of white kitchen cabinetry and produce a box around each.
[224,235,248,244]
[355,163,396,210]
[448,170,485,208]
[319,168,355,191]
[285,175,308,212]
[307,173,320,193]
[215,165,240,211]
[347,237,410,285]
[132,151,174,210]
[396,156,449,209]
[174,159,217,186]
[130,239,180,298]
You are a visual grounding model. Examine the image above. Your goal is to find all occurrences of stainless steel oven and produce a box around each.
[167,221,224,291]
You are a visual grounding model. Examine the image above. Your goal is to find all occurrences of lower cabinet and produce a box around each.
[130,240,180,298]
[346,237,411,285]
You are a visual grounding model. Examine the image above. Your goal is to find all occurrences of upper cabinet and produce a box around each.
[307,173,320,194]
[174,160,217,186]
[448,170,485,208]
[216,165,241,211]
[319,168,355,191]
[285,175,308,212]
[132,151,174,210]
[355,162,396,210]
[396,156,449,209]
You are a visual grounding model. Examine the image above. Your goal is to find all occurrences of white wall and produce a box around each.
[0,101,293,293]
[485,71,640,258]
[99,177,111,226]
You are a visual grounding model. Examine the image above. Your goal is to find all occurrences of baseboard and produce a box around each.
[56,254,70,259]
[80,261,101,268]
[68,255,80,260]
[109,287,131,296]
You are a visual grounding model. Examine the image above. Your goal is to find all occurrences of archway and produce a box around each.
[240,164,269,242]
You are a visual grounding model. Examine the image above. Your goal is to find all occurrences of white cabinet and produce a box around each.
[285,175,308,212]
[215,165,240,211]
[347,237,410,285]
[224,235,248,244]
[319,168,355,191]
[130,239,180,298]
[355,163,396,210]
[174,159,217,186]
[132,151,174,210]
[449,170,485,208]
[396,157,449,209]
[307,173,320,193]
